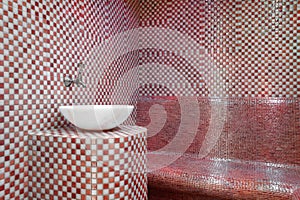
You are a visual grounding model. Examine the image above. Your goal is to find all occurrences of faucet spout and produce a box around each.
[63,76,74,87]
[63,62,86,88]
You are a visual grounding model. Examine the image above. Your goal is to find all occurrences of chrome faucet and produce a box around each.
[63,62,86,88]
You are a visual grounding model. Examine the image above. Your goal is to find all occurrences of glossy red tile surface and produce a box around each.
[137,97,300,199]
[147,153,300,200]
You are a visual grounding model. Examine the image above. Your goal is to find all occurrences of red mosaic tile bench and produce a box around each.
[147,153,300,200]
[137,97,300,199]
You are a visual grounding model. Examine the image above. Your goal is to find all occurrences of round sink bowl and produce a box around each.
[59,105,134,130]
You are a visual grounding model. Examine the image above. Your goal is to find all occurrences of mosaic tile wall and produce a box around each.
[2,0,300,199]
[28,126,147,200]
[138,0,300,167]
[0,0,139,199]
[139,0,300,97]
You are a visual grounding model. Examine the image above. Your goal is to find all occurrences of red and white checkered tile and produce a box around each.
[2,0,300,199]
[139,0,300,98]
[0,0,139,199]
[28,126,147,200]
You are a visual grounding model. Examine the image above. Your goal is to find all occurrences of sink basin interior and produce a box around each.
[59,105,134,130]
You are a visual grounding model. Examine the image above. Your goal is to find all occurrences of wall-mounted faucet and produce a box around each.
[63,62,86,88]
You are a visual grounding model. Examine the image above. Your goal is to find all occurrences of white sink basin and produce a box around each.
[59,105,134,130]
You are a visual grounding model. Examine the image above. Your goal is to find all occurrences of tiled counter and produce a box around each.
[28,126,147,200]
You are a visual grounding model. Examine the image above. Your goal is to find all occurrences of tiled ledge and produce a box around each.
[28,126,147,200]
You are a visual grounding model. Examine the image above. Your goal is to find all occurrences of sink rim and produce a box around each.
[59,104,134,131]
[59,105,134,109]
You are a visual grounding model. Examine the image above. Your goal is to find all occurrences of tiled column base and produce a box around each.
[28,126,147,200]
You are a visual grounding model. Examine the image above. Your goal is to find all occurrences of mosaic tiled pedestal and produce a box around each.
[28,126,147,200]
